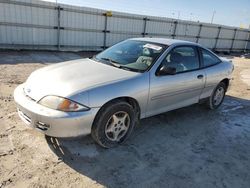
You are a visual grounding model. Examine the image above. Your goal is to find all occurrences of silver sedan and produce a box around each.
[14,38,234,148]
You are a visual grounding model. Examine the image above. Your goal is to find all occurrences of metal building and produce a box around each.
[0,0,249,52]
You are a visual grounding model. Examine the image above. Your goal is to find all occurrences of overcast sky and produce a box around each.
[44,0,250,28]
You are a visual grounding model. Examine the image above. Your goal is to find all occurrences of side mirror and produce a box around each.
[157,65,176,76]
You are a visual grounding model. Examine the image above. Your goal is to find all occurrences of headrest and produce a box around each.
[170,52,183,63]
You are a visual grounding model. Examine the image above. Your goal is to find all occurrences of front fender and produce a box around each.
[87,72,150,118]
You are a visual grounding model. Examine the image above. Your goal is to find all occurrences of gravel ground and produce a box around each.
[0,50,250,188]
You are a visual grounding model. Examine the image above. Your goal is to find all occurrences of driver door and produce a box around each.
[146,45,205,117]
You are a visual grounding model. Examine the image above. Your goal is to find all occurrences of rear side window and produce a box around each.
[201,49,221,67]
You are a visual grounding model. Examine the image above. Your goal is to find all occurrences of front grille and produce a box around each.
[26,94,36,102]
[36,121,50,131]
[17,108,31,124]
[23,88,36,102]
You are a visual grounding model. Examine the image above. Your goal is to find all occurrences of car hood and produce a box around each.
[24,58,139,101]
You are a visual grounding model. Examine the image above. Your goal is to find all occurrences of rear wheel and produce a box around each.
[91,101,136,148]
[207,82,226,109]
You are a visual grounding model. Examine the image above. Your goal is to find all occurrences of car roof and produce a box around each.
[129,37,200,47]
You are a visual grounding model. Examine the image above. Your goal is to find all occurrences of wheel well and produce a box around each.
[109,97,140,117]
[93,97,141,124]
[221,78,229,91]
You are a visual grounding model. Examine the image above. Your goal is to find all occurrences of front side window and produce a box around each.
[163,46,200,73]
[201,49,221,67]
[93,40,167,72]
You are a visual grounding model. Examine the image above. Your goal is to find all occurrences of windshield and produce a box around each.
[93,40,167,72]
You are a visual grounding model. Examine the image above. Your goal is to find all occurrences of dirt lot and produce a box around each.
[0,50,250,188]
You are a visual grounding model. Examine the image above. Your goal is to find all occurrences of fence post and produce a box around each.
[214,26,221,51]
[230,28,237,52]
[244,31,250,52]
[103,13,108,49]
[196,24,202,43]
[102,11,112,49]
[55,6,62,50]
[172,21,178,39]
[142,17,149,37]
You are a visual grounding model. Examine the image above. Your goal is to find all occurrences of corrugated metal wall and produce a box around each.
[0,0,249,52]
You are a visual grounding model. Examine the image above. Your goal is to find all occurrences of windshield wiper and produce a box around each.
[100,57,120,65]
[119,65,143,73]
[100,57,143,73]
[100,57,126,69]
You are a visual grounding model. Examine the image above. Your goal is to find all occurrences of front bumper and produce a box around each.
[14,84,99,137]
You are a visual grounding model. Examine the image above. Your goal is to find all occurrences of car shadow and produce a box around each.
[45,95,250,187]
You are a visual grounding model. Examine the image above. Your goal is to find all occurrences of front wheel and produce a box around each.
[207,82,226,109]
[91,101,136,148]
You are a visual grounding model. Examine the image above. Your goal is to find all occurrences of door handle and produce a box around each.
[197,75,204,79]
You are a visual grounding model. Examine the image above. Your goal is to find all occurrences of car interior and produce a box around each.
[164,47,199,73]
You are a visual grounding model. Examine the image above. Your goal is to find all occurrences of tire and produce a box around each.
[207,82,226,109]
[91,101,136,148]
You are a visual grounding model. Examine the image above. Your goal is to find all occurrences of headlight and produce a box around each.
[38,96,90,112]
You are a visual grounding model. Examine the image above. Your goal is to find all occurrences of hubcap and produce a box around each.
[213,86,225,106]
[105,111,130,142]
